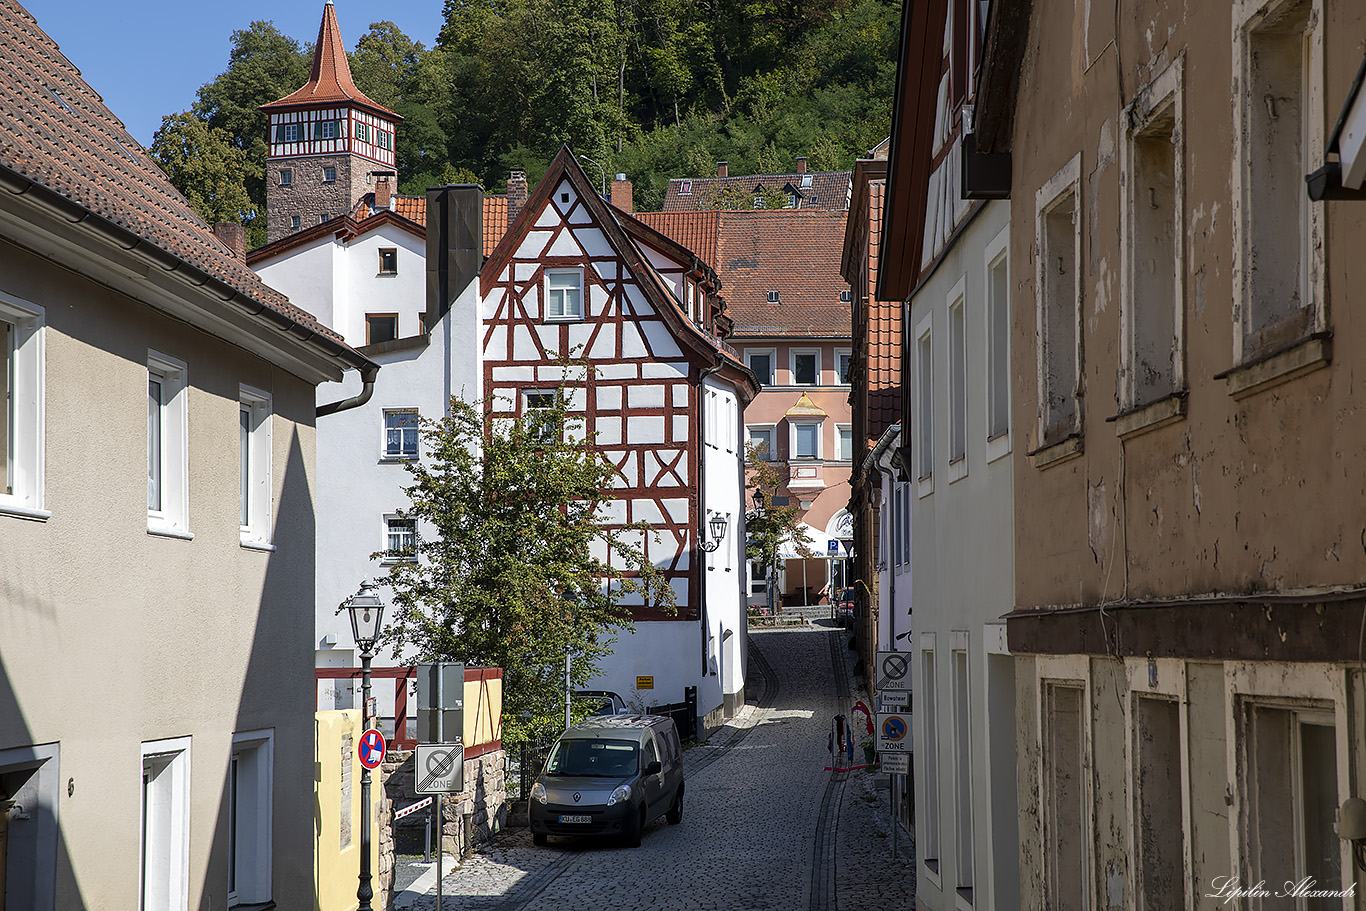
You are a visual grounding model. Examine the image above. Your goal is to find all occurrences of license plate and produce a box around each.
[558,814,592,824]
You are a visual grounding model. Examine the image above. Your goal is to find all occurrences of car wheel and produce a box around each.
[624,806,644,847]
[666,786,683,825]
[532,831,548,846]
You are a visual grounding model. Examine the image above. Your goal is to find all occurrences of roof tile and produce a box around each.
[663,170,853,212]
[260,1,397,119]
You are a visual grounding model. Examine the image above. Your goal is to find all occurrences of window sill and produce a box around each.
[947,455,968,483]
[923,859,941,888]
[1216,333,1331,400]
[0,500,51,522]
[916,474,934,499]
[380,557,417,566]
[240,538,277,553]
[1027,433,1083,469]
[147,523,195,541]
[985,431,1011,464]
[229,901,276,911]
[544,315,585,323]
[379,454,417,463]
[1107,391,1186,440]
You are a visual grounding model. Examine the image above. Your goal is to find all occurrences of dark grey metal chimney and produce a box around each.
[425,184,483,329]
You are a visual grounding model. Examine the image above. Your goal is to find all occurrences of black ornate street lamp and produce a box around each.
[700,512,729,553]
[345,581,385,911]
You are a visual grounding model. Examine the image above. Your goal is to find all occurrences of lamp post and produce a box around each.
[577,154,608,198]
[699,512,729,553]
[345,581,386,911]
[752,491,777,617]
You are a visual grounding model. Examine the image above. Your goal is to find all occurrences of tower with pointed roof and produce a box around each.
[260,1,401,243]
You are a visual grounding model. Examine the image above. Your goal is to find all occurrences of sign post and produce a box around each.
[874,651,911,692]
[415,742,464,911]
[876,710,911,861]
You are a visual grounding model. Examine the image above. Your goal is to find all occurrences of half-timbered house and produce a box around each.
[472,149,759,730]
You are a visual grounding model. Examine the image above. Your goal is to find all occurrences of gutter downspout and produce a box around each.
[316,364,380,418]
[697,352,726,679]
[861,423,902,652]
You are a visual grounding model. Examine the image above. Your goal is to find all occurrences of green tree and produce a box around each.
[150,112,255,228]
[704,183,791,210]
[744,441,812,610]
[349,21,426,111]
[377,388,675,744]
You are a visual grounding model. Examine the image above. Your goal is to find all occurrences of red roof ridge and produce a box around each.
[260,2,399,119]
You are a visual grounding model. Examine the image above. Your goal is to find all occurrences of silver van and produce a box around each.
[529,714,684,847]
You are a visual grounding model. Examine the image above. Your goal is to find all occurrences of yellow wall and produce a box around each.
[315,710,381,911]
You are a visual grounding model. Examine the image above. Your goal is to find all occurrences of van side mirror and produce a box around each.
[644,760,662,775]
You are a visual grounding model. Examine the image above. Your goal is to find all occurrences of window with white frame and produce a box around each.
[951,644,974,901]
[546,270,583,320]
[1235,0,1323,364]
[376,130,392,151]
[1035,155,1082,447]
[275,123,301,144]
[314,120,340,140]
[290,215,300,231]
[0,293,45,518]
[986,242,1010,442]
[239,386,271,546]
[948,292,967,465]
[836,425,853,462]
[791,421,820,460]
[749,558,768,595]
[524,391,557,443]
[148,352,189,537]
[1122,58,1184,410]
[747,425,774,461]
[355,122,371,144]
[1241,703,1340,905]
[383,410,419,460]
[792,350,819,386]
[384,515,416,561]
[916,321,933,481]
[836,349,853,384]
[921,643,941,876]
[228,731,273,906]
[141,737,191,911]
[746,349,775,386]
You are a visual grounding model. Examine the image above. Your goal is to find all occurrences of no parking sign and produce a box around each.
[358,728,386,770]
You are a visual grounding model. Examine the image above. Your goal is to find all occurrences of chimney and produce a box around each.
[425,185,484,329]
[213,223,246,262]
[796,156,808,175]
[610,173,634,213]
[374,173,393,210]
[506,169,529,222]
[717,161,729,178]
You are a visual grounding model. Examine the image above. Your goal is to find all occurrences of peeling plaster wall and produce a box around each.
[1011,0,1366,611]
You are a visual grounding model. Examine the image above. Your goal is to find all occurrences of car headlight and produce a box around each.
[607,784,631,806]
[530,782,547,804]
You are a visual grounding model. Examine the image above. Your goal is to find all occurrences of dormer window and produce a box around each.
[753,196,766,208]
[840,290,851,303]
[767,290,780,303]
[786,193,797,208]
[680,180,693,195]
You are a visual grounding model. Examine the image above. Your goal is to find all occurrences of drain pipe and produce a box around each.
[697,351,726,677]
[860,423,902,653]
[317,364,380,418]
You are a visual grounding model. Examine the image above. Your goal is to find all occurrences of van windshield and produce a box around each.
[544,739,639,777]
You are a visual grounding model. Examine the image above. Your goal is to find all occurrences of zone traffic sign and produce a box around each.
[414,742,465,794]
[874,651,911,691]
[358,728,386,770]
[876,712,912,752]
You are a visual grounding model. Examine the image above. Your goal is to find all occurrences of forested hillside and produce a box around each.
[151,0,900,246]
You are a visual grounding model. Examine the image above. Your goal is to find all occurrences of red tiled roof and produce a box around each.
[663,171,852,212]
[0,0,346,347]
[632,211,720,268]
[339,193,508,259]
[261,1,397,120]
[641,209,851,338]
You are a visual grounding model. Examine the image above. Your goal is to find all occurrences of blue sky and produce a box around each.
[26,0,445,145]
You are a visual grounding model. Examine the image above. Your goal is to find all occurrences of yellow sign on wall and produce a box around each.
[636,675,654,690]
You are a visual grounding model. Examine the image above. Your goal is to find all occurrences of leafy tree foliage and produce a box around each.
[149,112,254,227]
[378,390,675,744]
[163,0,896,240]
[744,441,813,606]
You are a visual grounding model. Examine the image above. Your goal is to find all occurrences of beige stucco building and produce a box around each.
[975,0,1366,905]
[0,4,373,907]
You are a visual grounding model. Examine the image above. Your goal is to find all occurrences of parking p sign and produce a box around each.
[876,712,912,752]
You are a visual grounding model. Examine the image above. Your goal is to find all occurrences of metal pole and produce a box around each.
[564,651,572,729]
[358,651,374,911]
[436,799,443,911]
[891,774,898,859]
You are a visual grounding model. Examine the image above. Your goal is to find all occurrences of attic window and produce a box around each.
[753,196,766,208]
[379,248,397,275]
[786,194,797,208]
[808,195,820,205]
[767,290,780,303]
[680,180,693,195]
[840,290,851,303]
[45,87,74,115]
[560,192,570,203]
[801,174,813,188]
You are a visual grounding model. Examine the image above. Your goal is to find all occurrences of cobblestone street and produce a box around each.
[400,622,916,910]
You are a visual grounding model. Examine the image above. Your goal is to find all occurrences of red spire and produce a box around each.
[260,2,399,119]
